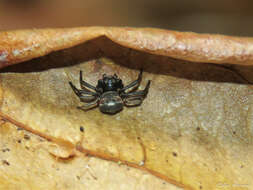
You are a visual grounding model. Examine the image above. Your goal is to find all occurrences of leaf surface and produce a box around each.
[0,27,252,190]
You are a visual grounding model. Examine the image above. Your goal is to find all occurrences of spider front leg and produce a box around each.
[79,70,97,92]
[121,80,151,106]
[69,81,98,102]
[121,80,151,98]
[120,69,143,93]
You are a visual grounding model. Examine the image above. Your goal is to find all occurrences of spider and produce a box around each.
[69,69,151,114]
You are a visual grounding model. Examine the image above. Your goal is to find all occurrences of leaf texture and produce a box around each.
[0,27,252,190]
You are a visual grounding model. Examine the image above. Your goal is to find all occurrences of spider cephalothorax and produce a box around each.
[69,70,151,114]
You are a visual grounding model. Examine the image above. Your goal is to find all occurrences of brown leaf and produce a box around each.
[1,27,253,68]
[0,122,173,190]
[0,27,253,190]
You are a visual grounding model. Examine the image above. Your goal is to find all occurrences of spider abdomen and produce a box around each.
[99,91,123,114]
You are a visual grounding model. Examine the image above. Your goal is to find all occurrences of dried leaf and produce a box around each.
[0,122,173,190]
[0,27,252,190]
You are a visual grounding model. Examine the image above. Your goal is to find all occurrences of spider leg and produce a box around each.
[79,70,97,91]
[120,69,143,92]
[69,82,98,102]
[121,80,151,98]
[124,96,143,107]
[77,99,99,110]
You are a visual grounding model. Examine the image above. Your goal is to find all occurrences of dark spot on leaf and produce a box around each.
[199,185,203,189]
[2,160,10,166]
[17,139,22,143]
[76,176,80,180]
[2,148,10,152]
[24,134,30,140]
[196,127,200,131]
[172,152,177,157]
[233,131,236,135]
[80,126,84,132]
[240,165,244,168]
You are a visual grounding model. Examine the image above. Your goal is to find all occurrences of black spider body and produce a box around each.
[97,74,123,92]
[69,70,151,114]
